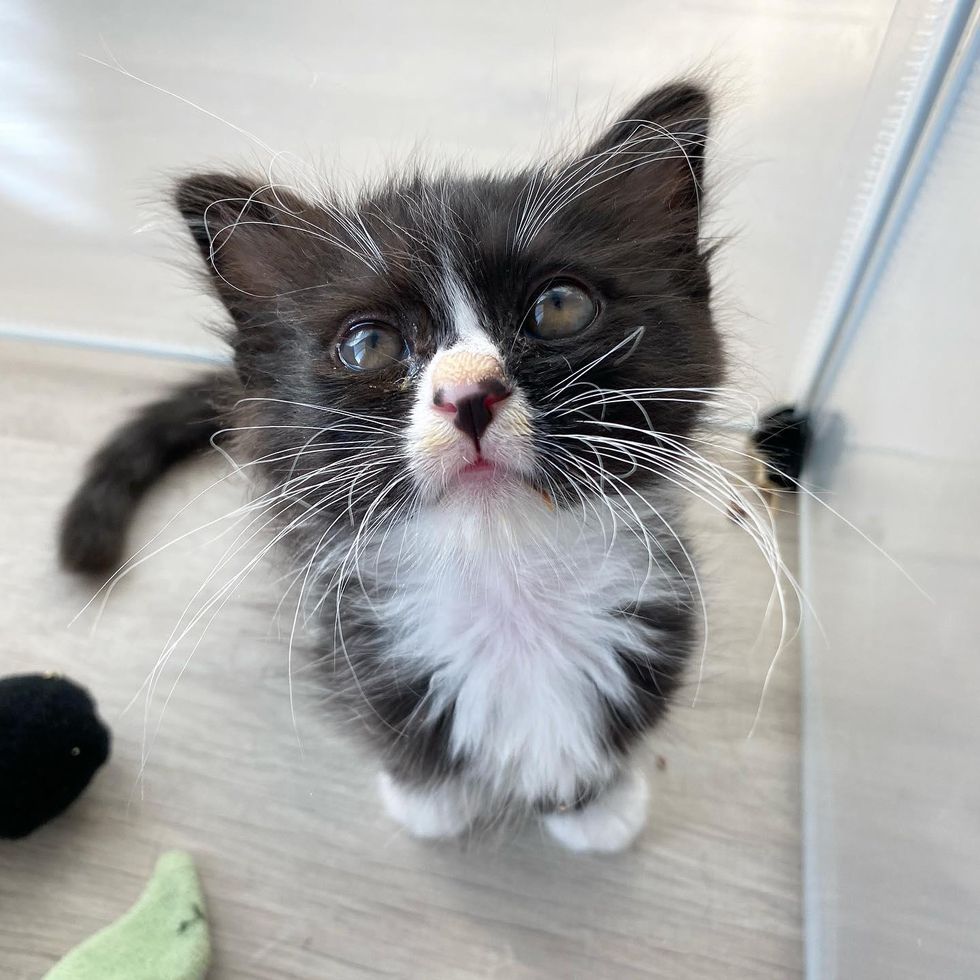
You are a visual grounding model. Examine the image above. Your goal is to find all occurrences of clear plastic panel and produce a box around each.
[802,15,980,976]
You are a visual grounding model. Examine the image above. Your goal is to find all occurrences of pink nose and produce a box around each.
[433,379,512,448]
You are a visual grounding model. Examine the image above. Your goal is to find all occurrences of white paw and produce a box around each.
[378,773,471,839]
[542,769,649,854]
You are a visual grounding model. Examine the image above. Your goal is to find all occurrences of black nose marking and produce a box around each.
[444,379,511,450]
[454,391,494,447]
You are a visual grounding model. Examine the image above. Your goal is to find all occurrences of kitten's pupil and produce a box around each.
[529,282,597,339]
[338,322,406,372]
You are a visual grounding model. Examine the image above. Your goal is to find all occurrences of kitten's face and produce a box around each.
[177,83,722,535]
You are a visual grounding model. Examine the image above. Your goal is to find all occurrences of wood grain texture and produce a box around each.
[0,340,801,979]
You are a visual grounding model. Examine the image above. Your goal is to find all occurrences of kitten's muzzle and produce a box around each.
[430,349,513,449]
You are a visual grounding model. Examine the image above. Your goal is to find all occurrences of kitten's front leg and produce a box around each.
[542,767,649,854]
[378,772,471,839]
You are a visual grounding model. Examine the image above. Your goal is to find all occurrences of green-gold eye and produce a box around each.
[526,281,598,339]
[337,322,408,372]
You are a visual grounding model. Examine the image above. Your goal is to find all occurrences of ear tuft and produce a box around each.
[173,173,320,323]
[578,80,713,224]
[174,173,271,267]
[591,82,711,158]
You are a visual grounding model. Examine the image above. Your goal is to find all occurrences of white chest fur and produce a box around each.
[378,488,660,803]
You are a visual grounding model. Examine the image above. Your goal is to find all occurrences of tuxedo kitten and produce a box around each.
[61,81,722,853]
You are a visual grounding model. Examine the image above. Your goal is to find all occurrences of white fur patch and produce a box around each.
[443,275,496,351]
[378,772,471,839]
[376,493,662,805]
[542,767,649,853]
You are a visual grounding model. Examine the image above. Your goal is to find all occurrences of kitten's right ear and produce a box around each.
[174,173,312,323]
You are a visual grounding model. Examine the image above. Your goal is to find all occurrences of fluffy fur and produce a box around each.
[61,81,722,852]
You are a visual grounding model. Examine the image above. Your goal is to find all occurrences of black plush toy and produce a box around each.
[0,673,111,839]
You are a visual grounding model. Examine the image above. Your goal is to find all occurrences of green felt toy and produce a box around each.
[44,851,210,980]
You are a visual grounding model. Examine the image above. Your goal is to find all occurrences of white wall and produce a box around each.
[2,0,901,398]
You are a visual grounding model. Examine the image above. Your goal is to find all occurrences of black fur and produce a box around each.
[60,372,232,574]
[61,82,722,815]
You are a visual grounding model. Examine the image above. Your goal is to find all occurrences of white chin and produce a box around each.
[444,471,540,506]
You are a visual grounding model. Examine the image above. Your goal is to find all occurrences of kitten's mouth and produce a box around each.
[446,457,553,509]
[453,455,519,488]
[458,458,497,479]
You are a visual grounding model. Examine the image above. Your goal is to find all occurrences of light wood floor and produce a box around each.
[0,340,801,979]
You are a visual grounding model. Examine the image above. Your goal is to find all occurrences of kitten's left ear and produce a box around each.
[577,81,711,227]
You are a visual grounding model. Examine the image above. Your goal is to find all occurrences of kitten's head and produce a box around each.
[176,82,722,541]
